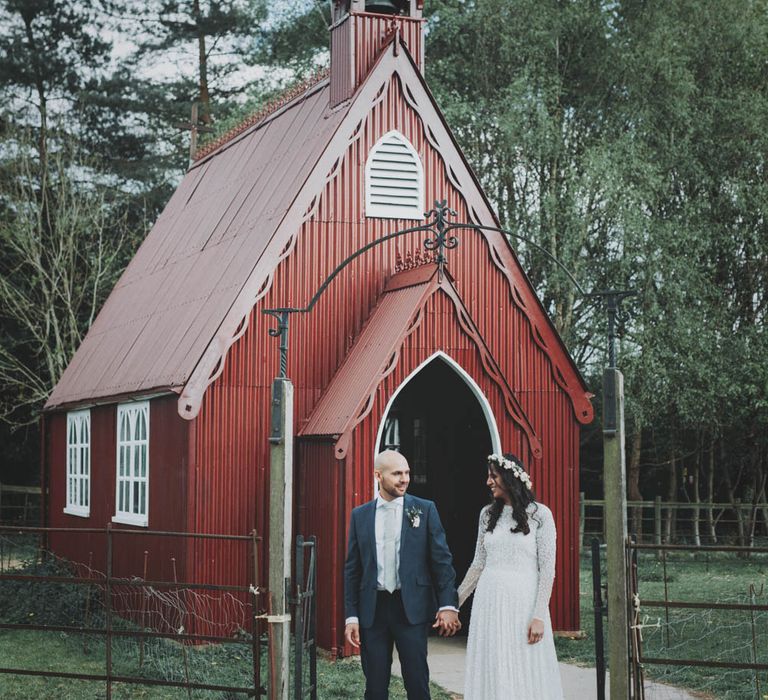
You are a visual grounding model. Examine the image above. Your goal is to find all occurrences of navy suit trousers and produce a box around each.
[360,590,430,700]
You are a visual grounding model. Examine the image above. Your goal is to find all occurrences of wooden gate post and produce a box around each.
[603,367,629,699]
[268,377,294,700]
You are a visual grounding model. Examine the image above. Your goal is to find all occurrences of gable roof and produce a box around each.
[300,264,544,460]
[47,36,592,427]
[46,78,351,410]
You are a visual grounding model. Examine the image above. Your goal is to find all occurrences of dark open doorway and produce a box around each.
[378,355,494,631]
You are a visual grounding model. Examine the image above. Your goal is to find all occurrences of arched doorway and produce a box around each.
[376,352,498,631]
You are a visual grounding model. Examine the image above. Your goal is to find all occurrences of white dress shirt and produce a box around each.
[375,495,403,590]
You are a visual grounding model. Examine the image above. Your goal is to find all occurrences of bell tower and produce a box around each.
[329,0,425,107]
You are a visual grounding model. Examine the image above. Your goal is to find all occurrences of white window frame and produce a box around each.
[365,130,424,220]
[64,409,91,517]
[113,401,150,527]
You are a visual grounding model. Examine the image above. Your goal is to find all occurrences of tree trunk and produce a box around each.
[721,442,746,546]
[692,445,701,546]
[748,469,766,547]
[627,428,643,539]
[21,8,50,231]
[759,484,768,538]
[705,443,717,544]
[665,453,677,543]
[194,0,211,124]
[752,446,767,539]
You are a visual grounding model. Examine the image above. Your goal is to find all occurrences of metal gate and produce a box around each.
[626,541,768,699]
[293,534,317,699]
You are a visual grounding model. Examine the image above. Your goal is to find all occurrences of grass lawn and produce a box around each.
[0,628,454,699]
[556,549,768,700]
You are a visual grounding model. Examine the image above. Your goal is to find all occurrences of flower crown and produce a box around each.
[487,454,533,490]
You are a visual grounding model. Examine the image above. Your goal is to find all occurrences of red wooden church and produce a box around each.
[43,0,593,652]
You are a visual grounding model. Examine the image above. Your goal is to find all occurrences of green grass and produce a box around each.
[555,550,768,700]
[0,627,454,699]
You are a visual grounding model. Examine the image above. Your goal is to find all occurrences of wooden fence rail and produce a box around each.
[580,494,768,547]
[0,484,42,526]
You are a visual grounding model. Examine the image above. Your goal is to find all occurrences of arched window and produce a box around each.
[365,130,424,219]
[114,400,150,527]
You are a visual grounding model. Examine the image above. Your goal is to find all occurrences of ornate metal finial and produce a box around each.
[423,200,458,278]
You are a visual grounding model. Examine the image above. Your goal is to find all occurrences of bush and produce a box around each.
[0,555,104,627]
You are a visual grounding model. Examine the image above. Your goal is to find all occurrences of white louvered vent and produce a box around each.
[365,131,424,220]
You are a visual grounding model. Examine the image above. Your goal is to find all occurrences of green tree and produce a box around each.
[425,0,767,516]
[0,0,113,222]
[425,0,625,359]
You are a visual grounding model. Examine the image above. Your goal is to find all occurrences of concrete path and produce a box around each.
[392,637,705,699]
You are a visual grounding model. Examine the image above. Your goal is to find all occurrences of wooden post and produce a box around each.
[654,495,662,561]
[603,368,629,700]
[268,377,294,700]
[734,497,745,547]
[175,103,214,165]
[579,492,585,550]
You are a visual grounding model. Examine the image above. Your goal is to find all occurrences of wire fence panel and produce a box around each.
[0,525,267,699]
[627,541,768,700]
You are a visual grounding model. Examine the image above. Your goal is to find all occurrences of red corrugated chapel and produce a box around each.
[43,0,593,653]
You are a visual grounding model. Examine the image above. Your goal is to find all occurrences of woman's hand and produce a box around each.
[527,617,545,644]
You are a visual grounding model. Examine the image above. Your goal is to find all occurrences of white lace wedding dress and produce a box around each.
[458,503,563,699]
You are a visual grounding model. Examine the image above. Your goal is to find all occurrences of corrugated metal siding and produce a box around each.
[48,396,191,582]
[331,13,424,108]
[190,74,584,648]
[353,13,423,87]
[295,440,345,650]
[330,16,354,106]
[300,276,434,438]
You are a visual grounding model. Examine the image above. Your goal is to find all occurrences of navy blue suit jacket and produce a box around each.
[344,494,458,628]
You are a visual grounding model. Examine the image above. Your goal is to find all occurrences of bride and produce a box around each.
[458,453,564,699]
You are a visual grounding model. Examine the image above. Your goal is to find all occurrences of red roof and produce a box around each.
[46,79,349,410]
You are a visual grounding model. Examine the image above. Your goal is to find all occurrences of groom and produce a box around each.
[344,450,460,699]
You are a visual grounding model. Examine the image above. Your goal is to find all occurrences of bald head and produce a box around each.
[374,450,410,500]
[374,449,409,474]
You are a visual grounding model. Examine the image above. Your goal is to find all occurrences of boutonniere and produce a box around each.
[406,505,423,528]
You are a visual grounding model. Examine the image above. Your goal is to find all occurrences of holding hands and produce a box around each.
[433,609,461,636]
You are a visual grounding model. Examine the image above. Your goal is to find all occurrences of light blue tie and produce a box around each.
[382,503,398,593]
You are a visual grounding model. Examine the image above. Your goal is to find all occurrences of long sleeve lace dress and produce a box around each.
[457,503,564,699]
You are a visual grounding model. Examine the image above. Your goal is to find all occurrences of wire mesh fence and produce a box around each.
[627,542,768,699]
[0,525,266,699]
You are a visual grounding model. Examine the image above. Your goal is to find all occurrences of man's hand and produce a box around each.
[527,617,545,644]
[432,610,461,636]
[344,622,360,648]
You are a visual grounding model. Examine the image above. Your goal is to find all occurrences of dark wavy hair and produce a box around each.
[486,452,538,535]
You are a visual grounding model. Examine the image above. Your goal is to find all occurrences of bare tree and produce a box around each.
[0,134,134,425]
